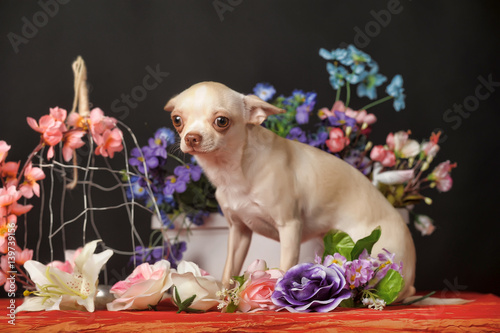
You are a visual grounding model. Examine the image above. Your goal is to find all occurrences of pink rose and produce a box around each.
[107,260,173,311]
[238,260,284,313]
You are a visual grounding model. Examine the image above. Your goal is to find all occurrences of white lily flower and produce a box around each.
[17,240,113,313]
[372,162,414,187]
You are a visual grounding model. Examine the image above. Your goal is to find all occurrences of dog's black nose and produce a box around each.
[185,133,202,147]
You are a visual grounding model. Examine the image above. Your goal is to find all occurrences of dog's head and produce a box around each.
[164,82,284,155]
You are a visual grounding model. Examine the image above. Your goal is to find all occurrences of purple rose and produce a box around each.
[271,263,352,312]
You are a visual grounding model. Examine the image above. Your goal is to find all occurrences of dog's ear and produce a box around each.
[243,95,285,125]
[164,95,178,112]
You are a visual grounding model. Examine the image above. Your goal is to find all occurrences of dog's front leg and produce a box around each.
[278,220,302,272]
[222,221,252,288]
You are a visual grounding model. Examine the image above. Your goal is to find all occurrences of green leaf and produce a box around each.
[225,301,238,313]
[339,297,356,308]
[173,287,205,314]
[350,226,381,260]
[232,274,245,287]
[375,269,405,305]
[323,230,355,261]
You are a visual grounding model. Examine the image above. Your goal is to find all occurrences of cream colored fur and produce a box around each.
[165,82,416,301]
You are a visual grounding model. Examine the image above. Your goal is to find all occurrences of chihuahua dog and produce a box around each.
[165,82,416,300]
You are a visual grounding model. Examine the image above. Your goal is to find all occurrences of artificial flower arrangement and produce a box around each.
[0,104,123,298]
[123,127,219,268]
[254,44,457,236]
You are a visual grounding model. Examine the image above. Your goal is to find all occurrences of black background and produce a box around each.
[0,1,499,296]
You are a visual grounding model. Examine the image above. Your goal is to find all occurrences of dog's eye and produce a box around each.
[215,116,230,129]
[172,116,183,127]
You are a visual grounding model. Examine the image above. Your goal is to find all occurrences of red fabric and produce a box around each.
[1,292,499,332]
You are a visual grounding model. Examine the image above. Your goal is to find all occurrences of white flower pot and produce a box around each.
[152,213,324,279]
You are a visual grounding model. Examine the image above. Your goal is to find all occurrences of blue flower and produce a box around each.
[344,151,372,176]
[326,62,348,89]
[163,166,189,196]
[147,128,174,159]
[168,241,187,268]
[174,164,202,182]
[307,131,329,148]
[327,110,356,128]
[319,47,352,66]
[345,63,367,85]
[356,63,387,100]
[253,83,276,102]
[286,127,307,143]
[187,210,209,226]
[295,94,316,125]
[130,241,187,268]
[386,75,406,111]
[129,146,159,174]
[126,176,149,200]
[155,127,176,146]
[319,48,335,60]
[348,45,372,66]
[160,210,174,229]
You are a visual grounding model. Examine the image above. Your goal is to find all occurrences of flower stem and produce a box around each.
[16,141,44,186]
[360,95,393,111]
[335,86,342,102]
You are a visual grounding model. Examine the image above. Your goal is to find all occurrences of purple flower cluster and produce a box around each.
[322,249,403,291]
[271,248,403,313]
[130,241,187,269]
[126,127,215,268]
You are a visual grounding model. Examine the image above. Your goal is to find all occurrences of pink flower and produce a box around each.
[27,108,68,159]
[89,108,117,138]
[0,271,6,287]
[62,130,86,162]
[47,260,74,274]
[2,254,17,293]
[428,160,457,192]
[10,202,33,216]
[345,109,377,126]
[67,112,86,129]
[0,141,11,164]
[0,186,21,208]
[238,260,284,313]
[420,132,441,161]
[386,131,420,158]
[94,128,123,158]
[318,101,346,119]
[107,260,173,311]
[46,246,84,274]
[0,215,16,252]
[414,215,436,236]
[0,161,20,185]
[370,145,396,167]
[15,246,33,265]
[325,128,350,153]
[19,163,45,199]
